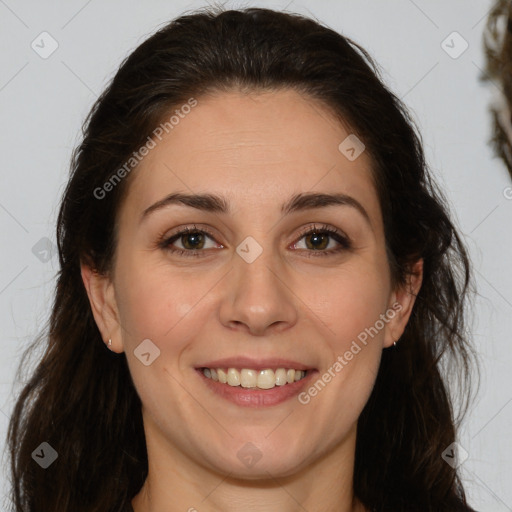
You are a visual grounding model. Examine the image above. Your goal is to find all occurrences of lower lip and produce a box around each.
[196,369,317,407]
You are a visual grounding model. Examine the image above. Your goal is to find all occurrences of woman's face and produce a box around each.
[84,88,419,479]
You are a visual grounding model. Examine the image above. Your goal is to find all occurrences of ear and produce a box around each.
[80,263,123,353]
[383,258,423,348]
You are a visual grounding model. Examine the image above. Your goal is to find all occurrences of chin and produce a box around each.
[200,437,312,479]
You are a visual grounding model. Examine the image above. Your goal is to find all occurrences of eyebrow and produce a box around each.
[140,191,372,227]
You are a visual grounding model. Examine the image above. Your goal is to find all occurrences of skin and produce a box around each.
[82,88,422,512]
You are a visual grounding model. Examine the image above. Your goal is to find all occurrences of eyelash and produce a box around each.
[158,223,352,258]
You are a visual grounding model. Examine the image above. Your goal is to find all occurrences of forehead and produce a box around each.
[122,88,381,226]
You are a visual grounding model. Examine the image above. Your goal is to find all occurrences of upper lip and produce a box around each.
[196,357,315,372]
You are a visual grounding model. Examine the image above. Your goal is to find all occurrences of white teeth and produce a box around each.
[257,369,275,389]
[240,369,257,388]
[227,368,240,386]
[217,368,227,384]
[274,368,287,386]
[201,367,307,389]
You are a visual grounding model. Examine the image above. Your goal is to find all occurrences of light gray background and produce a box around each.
[0,1,510,510]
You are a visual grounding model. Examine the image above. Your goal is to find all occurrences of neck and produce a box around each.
[132,417,367,512]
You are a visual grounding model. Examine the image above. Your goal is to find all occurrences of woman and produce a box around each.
[7,7,478,512]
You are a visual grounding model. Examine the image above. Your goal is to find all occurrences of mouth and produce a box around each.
[194,358,317,407]
[198,367,309,389]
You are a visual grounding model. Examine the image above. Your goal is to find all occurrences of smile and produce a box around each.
[201,367,308,389]
[196,366,316,407]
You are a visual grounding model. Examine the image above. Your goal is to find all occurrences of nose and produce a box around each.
[218,245,298,336]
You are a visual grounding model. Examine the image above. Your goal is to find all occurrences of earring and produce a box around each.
[108,338,112,350]
[393,340,397,347]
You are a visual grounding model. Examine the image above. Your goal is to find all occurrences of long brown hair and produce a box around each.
[7,7,478,511]
[481,0,512,179]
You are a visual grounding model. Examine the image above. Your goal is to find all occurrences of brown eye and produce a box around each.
[304,231,330,250]
[293,224,352,257]
[159,225,221,257]
[179,231,206,250]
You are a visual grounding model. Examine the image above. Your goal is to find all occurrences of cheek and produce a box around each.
[115,268,208,403]
[304,263,390,412]
[309,263,391,348]
[114,259,207,347]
